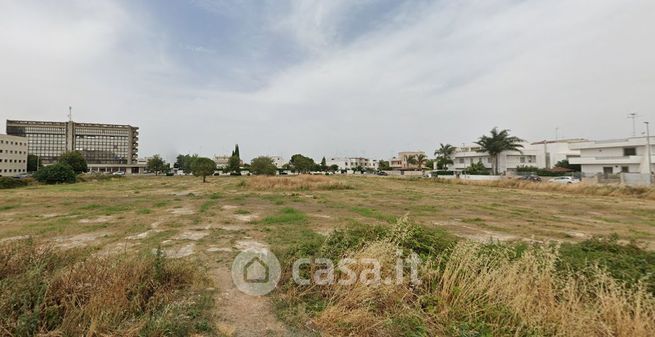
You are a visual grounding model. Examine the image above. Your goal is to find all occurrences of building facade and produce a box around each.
[326,157,379,171]
[6,119,143,174]
[389,151,426,170]
[269,156,286,169]
[569,137,655,176]
[450,139,584,174]
[0,134,28,177]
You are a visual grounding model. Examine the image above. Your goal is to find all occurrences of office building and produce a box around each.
[6,119,144,174]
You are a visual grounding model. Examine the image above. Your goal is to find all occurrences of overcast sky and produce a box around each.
[1,0,654,161]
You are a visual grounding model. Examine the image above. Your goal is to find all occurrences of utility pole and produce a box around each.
[628,113,639,137]
[646,121,653,184]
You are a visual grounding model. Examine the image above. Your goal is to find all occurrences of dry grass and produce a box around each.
[436,178,655,200]
[242,175,352,191]
[0,241,213,336]
[305,218,655,337]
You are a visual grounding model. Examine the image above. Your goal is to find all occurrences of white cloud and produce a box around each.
[1,0,654,161]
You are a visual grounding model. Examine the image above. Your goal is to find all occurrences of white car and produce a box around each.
[112,171,126,176]
[548,176,580,184]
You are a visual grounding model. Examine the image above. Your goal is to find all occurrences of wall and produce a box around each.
[620,173,652,187]
[0,135,28,176]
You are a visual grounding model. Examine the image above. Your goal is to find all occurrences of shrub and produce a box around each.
[559,235,655,294]
[251,156,278,175]
[58,151,88,174]
[33,163,76,184]
[0,242,213,336]
[277,217,655,337]
[0,177,27,189]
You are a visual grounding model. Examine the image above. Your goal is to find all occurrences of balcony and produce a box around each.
[570,155,644,165]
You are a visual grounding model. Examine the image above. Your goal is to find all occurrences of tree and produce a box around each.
[465,160,489,175]
[475,127,525,175]
[329,164,339,172]
[320,157,328,171]
[415,153,427,171]
[425,159,435,171]
[251,156,277,176]
[555,159,581,172]
[175,154,198,174]
[27,154,41,172]
[231,144,240,158]
[378,160,391,171]
[405,155,418,168]
[289,154,316,173]
[34,163,76,184]
[147,155,168,175]
[435,143,456,170]
[59,151,87,174]
[191,157,216,182]
[225,155,241,174]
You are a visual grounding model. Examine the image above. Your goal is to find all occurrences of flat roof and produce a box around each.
[6,119,137,129]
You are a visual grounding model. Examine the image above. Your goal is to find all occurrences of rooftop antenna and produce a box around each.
[68,106,72,122]
[627,113,639,137]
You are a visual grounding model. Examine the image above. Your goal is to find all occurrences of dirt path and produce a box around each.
[207,209,296,337]
[211,265,290,337]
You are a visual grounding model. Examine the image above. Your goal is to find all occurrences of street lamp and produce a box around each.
[646,122,653,184]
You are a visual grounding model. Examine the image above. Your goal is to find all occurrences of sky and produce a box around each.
[1,0,654,162]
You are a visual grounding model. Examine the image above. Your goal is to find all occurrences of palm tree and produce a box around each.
[475,127,525,175]
[434,143,455,170]
[405,155,418,168]
[415,153,427,171]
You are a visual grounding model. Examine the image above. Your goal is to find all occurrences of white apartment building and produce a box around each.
[0,134,28,176]
[451,139,584,174]
[326,157,379,171]
[569,137,655,176]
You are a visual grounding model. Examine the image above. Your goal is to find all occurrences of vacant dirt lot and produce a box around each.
[1,175,654,336]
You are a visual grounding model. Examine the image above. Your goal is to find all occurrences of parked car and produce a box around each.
[517,175,541,182]
[112,171,125,176]
[548,176,580,184]
[13,172,32,179]
[377,171,388,176]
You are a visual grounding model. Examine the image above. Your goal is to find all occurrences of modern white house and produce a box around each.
[450,139,585,174]
[569,137,655,176]
[326,157,379,171]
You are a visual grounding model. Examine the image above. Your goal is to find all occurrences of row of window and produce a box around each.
[0,140,27,146]
[1,168,26,173]
[0,149,27,155]
[1,159,26,163]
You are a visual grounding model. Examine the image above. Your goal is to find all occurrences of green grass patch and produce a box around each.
[0,205,18,211]
[260,208,307,225]
[350,207,396,223]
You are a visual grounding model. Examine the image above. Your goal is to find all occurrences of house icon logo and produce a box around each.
[244,256,270,283]
[232,250,281,296]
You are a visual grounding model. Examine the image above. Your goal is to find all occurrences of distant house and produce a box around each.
[569,137,655,176]
[326,157,378,171]
[389,151,426,170]
[268,156,286,169]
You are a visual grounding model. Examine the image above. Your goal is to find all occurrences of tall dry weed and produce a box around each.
[306,218,655,337]
[243,175,352,191]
